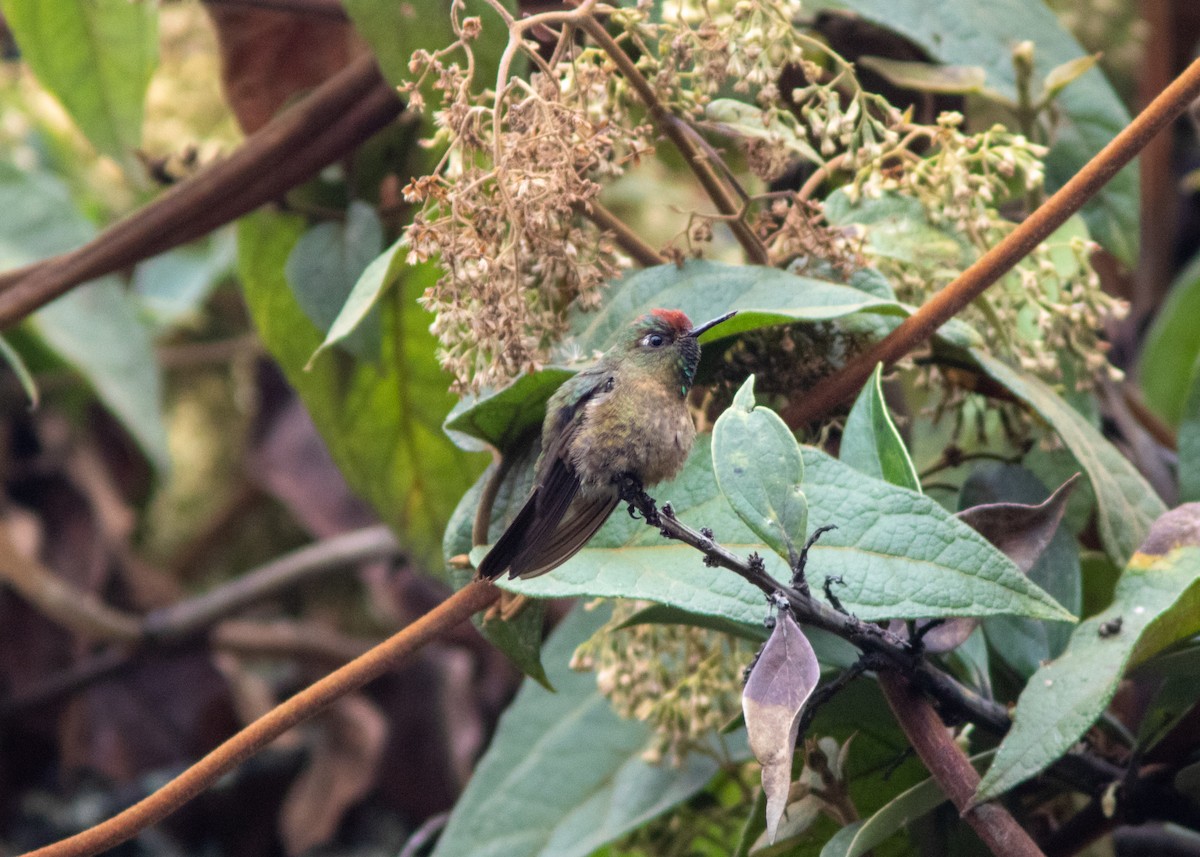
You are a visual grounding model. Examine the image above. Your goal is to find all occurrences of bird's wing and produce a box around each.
[476,368,612,580]
[507,489,619,578]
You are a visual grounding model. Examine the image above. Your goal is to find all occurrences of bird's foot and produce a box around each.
[619,473,659,525]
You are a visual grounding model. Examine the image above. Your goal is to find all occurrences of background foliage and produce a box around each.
[1,1,1199,856]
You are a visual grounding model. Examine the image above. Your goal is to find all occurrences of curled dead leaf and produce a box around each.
[742,606,820,843]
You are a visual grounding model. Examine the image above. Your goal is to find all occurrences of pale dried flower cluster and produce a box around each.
[844,112,1123,386]
[571,600,757,764]
[405,22,640,391]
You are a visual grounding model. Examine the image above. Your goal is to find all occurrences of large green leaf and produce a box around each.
[976,506,1200,801]
[713,376,808,565]
[237,211,487,565]
[970,350,1166,566]
[0,0,156,174]
[444,368,575,454]
[825,0,1137,265]
[0,164,168,469]
[430,602,721,857]
[570,260,905,354]
[1139,253,1200,427]
[479,435,1073,623]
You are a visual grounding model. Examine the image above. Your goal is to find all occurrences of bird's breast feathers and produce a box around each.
[570,375,695,487]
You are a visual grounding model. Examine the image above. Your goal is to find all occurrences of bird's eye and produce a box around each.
[645,333,665,348]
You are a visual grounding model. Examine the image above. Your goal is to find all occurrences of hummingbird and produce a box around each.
[477,308,737,580]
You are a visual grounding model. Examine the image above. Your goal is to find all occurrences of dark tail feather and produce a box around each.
[476,489,540,579]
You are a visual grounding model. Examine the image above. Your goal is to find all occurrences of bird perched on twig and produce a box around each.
[477,308,737,580]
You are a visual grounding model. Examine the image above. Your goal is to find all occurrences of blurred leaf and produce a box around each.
[1180,371,1200,504]
[833,0,1138,265]
[484,436,1073,623]
[1141,253,1200,427]
[279,695,388,856]
[132,231,236,329]
[570,260,905,355]
[744,609,820,843]
[430,602,721,857]
[286,201,384,362]
[34,282,170,471]
[310,231,404,367]
[841,363,919,491]
[824,190,970,273]
[970,350,1165,566]
[713,376,809,566]
[0,164,168,469]
[858,56,990,95]
[0,334,38,408]
[976,505,1200,801]
[1043,54,1100,100]
[961,464,1081,677]
[820,752,993,857]
[343,0,514,97]
[237,211,487,566]
[0,0,157,174]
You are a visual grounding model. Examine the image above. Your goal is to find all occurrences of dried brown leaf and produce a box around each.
[279,694,388,856]
[743,608,820,843]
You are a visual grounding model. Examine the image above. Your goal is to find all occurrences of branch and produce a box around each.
[142,525,401,642]
[23,580,501,857]
[617,486,1119,790]
[879,673,1047,857]
[574,198,667,267]
[780,55,1200,428]
[200,0,348,18]
[575,17,770,265]
[0,54,402,329]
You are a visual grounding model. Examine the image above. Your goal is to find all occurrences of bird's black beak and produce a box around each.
[686,310,737,339]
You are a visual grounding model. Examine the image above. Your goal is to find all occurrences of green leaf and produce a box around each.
[1139,252,1200,427]
[0,164,168,469]
[857,57,990,95]
[286,201,384,363]
[444,368,576,454]
[820,752,994,857]
[841,363,919,491]
[237,211,487,566]
[343,0,513,97]
[570,260,905,355]
[481,435,1073,624]
[1179,370,1200,504]
[832,0,1138,265]
[975,506,1200,801]
[970,350,1166,566]
[712,376,808,565]
[0,0,157,174]
[430,602,721,857]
